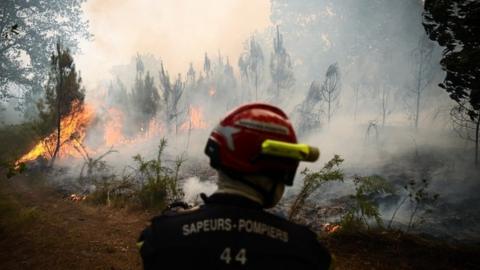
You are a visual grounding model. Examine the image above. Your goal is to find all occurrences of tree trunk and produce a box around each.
[255,72,258,101]
[327,92,331,124]
[50,104,61,167]
[415,57,423,130]
[475,117,479,166]
[50,63,63,168]
[415,88,420,130]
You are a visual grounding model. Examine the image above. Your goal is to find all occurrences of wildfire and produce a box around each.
[16,101,95,166]
[322,223,341,234]
[104,107,126,146]
[180,106,207,131]
[69,193,87,202]
[144,118,163,138]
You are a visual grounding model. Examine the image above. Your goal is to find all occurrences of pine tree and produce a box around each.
[42,43,85,166]
[270,26,295,98]
[131,56,160,132]
[320,63,340,124]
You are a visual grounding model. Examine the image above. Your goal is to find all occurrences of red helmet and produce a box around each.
[204,103,299,185]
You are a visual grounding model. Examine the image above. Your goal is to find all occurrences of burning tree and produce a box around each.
[320,63,340,124]
[38,43,85,167]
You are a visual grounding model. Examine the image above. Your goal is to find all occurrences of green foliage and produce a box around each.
[289,155,344,220]
[0,0,90,114]
[86,139,185,210]
[133,138,185,210]
[423,0,479,113]
[87,176,137,208]
[340,175,395,231]
[34,43,85,167]
[404,178,439,231]
[424,0,480,164]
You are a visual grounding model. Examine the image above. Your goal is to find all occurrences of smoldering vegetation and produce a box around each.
[2,0,479,241]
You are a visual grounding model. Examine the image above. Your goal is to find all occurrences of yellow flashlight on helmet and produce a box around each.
[260,139,320,162]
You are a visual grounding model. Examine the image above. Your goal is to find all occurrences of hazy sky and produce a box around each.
[76,0,271,88]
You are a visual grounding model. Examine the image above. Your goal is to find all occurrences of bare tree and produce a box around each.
[409,35,435,129]
[320,63,340,124]
[353,83,360,121]
[380,84,393,127]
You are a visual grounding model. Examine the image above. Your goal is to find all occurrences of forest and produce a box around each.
[0,0,479,269]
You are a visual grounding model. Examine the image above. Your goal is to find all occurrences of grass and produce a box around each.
[0,191,39,236]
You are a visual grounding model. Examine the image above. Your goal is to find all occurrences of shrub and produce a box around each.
[289,155,344,220]
[133,138,185,210]
[340,175,395,231]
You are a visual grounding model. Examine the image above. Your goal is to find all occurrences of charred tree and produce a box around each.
[320,63,340,124]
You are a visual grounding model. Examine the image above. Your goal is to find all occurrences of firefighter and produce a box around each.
[138,103,332,269]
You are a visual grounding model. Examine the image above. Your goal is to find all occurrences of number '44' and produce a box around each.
[220,247,247,265]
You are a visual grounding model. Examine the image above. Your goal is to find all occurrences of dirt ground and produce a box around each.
[1,171,479,270]
[0,173,150,270]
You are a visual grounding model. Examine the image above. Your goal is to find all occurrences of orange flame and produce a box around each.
[16,101,94,166]
[180,106,207,131]
[104,107,126,146]
[322,223,341,234]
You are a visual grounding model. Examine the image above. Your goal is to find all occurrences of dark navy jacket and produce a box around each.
[138,193,331,269]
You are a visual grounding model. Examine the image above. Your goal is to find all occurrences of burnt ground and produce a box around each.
[1,171,479,270]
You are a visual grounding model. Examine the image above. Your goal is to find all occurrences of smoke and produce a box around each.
[76,0,271,89]
[182,177,217,204]
[15,0,477,240]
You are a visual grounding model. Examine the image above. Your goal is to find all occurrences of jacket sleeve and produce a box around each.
[311,232,332,270]
[138,225,159,270]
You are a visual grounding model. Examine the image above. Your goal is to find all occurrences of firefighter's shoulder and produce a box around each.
[160,201,202,217]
